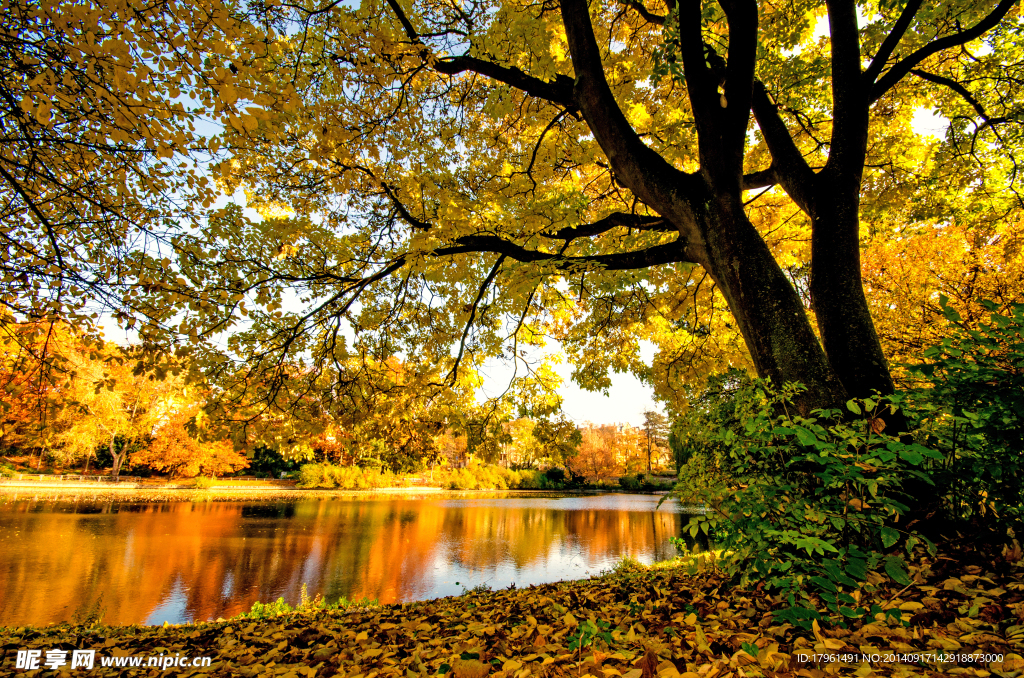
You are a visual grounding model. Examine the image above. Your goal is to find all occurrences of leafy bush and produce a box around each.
[235,584,378,620]
[674,380,939,627]
[296,463,407,489]
[0,463,15,478]
[432,462,566,490]
[618,473,661,491]
[906,297,1024,526]
[516,469,545,489]
[610,554,646,575]
[618,474,641,491]
[193,476,214,489]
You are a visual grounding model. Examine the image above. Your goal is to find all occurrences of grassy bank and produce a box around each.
[0,485,581,503]
[1,546,1021,677]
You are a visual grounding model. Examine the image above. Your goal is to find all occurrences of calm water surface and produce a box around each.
[0,493,688,626]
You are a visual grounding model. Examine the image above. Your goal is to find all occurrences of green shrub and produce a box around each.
[610,554,646,575]
[673,380,939,628]
[235,583,378,620]
[193,476,214,489]
[432,462,558,490]
[906,297,1024,526]
[296,463,408,489]
[516,469,544,489]
[618,475,641,491]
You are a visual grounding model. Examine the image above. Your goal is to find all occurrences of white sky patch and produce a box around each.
[911,107,949,140]
[477,340,663,427]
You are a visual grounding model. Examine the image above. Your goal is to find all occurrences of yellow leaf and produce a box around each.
[564,612,578,627]
[657,660,681,676]
[694,623,710,652]
[36,103,52,126]
[452,660,489,678]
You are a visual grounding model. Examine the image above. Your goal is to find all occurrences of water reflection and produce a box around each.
[0,493,688,626]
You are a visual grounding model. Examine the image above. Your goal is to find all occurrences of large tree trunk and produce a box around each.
[810,204,896,400]
[700,195,847,412]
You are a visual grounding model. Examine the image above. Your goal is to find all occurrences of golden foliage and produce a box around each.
[2,548,1022,677]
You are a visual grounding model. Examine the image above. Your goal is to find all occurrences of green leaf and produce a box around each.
[897,448,923,465]
[794,427,817,447]
[845,399,862,415]
[884,556,912,586]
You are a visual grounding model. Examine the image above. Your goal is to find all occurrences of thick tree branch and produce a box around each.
[749,81,816,212]
[741,166,777,190]
[870,0,1017,102]
[384,0,577,110]
[434,57,577,110]
[541,212,670,240]
[823,0,867,183]
[718,0,758,159]
[862,0,924,85]
[618,0,666,25]
[674,0,718,124]
[560,0,708,254]
[435,235,696,269]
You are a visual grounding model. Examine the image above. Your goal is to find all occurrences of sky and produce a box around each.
[476,342,662,428]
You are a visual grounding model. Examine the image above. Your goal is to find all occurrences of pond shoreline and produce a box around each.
[0,548,1016,678]
[0,484,673,502]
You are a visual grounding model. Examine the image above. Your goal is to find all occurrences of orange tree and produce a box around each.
[132,406,249,478]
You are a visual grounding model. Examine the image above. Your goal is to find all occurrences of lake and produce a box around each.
[0,492,690,627]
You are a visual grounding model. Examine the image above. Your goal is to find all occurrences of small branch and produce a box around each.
[911,68,1006,128]
[450,254,506,381]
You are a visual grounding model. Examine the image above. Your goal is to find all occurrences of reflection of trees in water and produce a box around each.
[0,497,687,625]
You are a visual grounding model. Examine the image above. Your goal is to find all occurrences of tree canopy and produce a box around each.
[2,0,1023,420]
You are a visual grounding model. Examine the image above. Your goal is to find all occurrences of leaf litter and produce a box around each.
[2,547,1023,678]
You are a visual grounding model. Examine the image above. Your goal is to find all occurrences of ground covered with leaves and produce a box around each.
[2,546,1023,678]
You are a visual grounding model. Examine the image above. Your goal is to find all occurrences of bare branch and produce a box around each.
[450,254,506,381]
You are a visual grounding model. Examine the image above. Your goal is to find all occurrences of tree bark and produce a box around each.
[699,195,848,411]
[111,435,122,478]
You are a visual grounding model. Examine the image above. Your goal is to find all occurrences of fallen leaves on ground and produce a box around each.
[2,548,1023,678]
